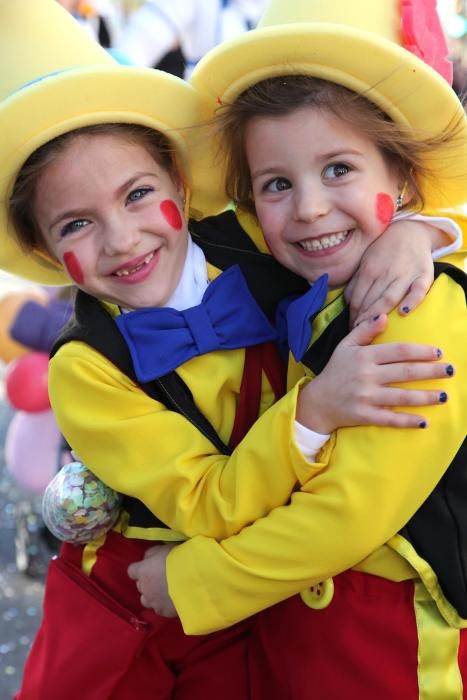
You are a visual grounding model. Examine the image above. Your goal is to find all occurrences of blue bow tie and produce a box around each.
[276,274,328,362]
[115,265,278,381]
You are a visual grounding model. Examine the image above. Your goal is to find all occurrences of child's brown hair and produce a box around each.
[216,75,463,216]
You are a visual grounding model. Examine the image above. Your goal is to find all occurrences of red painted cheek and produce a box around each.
[63,251,84,285]
[160,199,183,230]
[375,193,395,227]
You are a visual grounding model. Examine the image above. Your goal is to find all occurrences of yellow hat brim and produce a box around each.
[191,24,467,212]
[0,66,212,285]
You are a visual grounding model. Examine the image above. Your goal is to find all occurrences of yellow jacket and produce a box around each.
[166,215,467,634]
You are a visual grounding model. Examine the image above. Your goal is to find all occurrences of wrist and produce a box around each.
[296,380,336,435]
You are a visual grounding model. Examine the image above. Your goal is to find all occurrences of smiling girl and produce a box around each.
[127,1,467,697]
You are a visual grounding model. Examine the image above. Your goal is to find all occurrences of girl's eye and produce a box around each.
[127,187,153,203]
[323,163,351,179]
[264,177,291,193]
[60,219,89,237]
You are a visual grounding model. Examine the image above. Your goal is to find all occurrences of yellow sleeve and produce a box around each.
[49,344,317,540]
[167,271,467,633]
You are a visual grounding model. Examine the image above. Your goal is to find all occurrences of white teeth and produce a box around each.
[299,230,350,251]
[114,251,155,277]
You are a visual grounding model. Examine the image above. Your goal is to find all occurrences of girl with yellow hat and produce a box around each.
[128,1,467,697]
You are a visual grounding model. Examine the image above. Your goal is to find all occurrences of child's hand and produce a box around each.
[295,314,453,434]
[346,220,440,326]
[128,544,178,617]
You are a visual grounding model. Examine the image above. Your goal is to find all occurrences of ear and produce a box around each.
[171,169,184,200]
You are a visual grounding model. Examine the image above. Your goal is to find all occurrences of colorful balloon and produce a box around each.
[5,409,61,494]
[0,290,48,362]
[5,352,50,412]
[42,462,123,543]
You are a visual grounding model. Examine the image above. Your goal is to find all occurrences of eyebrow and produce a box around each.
[49,171,159,231]
[320,149,363,160]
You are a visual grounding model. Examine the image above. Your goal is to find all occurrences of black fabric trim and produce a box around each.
[300,302,349,375]
[190,211,309,322]
[434,261,467,302]
[400,439,467,616]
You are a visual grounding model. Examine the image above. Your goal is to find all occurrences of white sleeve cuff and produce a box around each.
[393,212,462,260]
[294,420,330,462]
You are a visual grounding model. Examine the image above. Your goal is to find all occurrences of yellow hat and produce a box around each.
[191,0,467,212]
[0,0,210,285]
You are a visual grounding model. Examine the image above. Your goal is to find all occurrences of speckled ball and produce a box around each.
[42,462,123,544]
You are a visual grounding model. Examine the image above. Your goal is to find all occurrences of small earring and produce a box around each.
[396,181,409,211]
[183,187,191,221]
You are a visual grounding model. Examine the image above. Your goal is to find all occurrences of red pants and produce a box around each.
[249,570,467,699]
[16,532,251,700]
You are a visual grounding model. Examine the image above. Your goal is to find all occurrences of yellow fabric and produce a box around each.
[167,268,467,634]
[81,532,107,577]
[414,581,463,699]
[113,510,186,542]
[49,318,317,543]
[389,534,467,630]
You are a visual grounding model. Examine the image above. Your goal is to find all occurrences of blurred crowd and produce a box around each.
[57,0,269,77]
[54,1,467,94]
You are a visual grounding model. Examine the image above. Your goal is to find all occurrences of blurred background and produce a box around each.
[0,1,466,697]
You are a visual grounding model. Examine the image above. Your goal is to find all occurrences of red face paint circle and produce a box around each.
[375,193,395,228]
[63,251,84,285]
[160,199,183,230]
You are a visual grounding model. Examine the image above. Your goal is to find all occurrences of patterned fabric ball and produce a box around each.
[42,462,122,544]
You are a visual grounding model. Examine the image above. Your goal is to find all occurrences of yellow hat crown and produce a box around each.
[0,1,114,104]
[257,0,453,84]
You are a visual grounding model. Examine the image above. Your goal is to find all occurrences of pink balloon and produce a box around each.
[5,409,61,494]
[5,352,50,412]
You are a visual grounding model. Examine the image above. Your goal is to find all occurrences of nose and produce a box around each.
[102,215,140,256]
[293,183,329,223]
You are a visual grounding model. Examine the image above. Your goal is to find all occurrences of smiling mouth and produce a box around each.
[113,251,156,277]
[298,229,352,252]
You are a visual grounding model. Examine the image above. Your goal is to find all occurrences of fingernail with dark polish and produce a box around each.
[419,421,427,429]
[401,306,410,314]
[446,365,454,376]
[372,315,380,321]
[436,348,443,359]
[439,392,448,403]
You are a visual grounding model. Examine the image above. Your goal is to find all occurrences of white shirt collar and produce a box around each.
[165,235,209,310]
